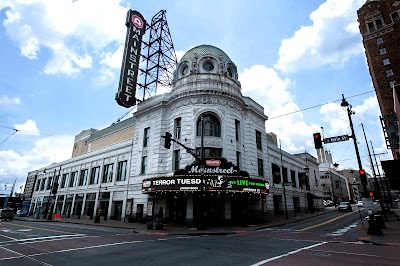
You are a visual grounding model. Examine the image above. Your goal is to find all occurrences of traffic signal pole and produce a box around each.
[362,124,388,222]
[341,94,382,235]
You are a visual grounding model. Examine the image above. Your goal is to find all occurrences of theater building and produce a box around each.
[29,45,322,225]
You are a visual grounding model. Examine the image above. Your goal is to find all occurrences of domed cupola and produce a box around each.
[171,44,241,89]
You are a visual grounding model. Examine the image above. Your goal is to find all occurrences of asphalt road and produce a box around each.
[0,206,398,266]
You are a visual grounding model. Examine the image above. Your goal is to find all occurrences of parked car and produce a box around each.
[356,200,363,207]
[338,202,352,212]
[0,208,15,221]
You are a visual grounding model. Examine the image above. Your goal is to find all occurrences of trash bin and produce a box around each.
[147,222,154,230]
[374,214,386,229]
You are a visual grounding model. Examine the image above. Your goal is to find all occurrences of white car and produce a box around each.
[356,200,363,207]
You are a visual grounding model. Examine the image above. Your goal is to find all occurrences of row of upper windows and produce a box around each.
[366,11,400,33]
[35,161,127,192]
[142,114,263,150]
[271,163,318,189]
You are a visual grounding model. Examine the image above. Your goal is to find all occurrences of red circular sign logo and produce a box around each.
[132,15,144,29]
[205,159,221,167]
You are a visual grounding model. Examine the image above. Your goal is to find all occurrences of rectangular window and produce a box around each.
[236,151,241,169]
[89,167,100,184]
[257,158,264,176]
[35,179,41,191]
[290,170,296,187]
[282,167,288,184]
[79,169,88,186]
[174,117,181,140]
[69,172,77,187]
[173,150,180,170]
[61,173,68,188]
[235,120,240,142]
[256,130,262,150]
[196,148,222,158]
[392,12,400,22]
[376,19,383,29]
[377,37,383,44]
[379,48,387,55]
[117,161,127,181]
[386,69,394,76]
[141,156,147,174]
[143,127,150,148]
[40,178,46,190]
[102,164,113,183]
[368,22,375,32]
[383,58,390,65]
[46,176,53,190]
[272,163,280,184]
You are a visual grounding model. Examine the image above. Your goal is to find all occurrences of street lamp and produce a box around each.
[340,94,366,196]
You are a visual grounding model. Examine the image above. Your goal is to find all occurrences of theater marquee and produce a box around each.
[142,158,269,194]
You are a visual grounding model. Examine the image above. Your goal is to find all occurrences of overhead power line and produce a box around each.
[0,129,18,146]
[268,90,375,120]
[0,125,74,141]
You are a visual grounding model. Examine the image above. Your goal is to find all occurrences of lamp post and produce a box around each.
[94,182,102,223]
[340,94,366,195]
[197,114,207,230]
[341,94,382,235]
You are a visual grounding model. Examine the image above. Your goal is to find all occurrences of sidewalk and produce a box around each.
[14,208,336,235]
[351,208,400,246]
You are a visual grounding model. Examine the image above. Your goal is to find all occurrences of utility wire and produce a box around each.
[0,129,18,146]
[0,125,74,140]
[268,90,375,120]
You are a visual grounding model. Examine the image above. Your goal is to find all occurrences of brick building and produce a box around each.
[357,0,400,159]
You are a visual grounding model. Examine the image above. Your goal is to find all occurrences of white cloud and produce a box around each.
[14,119,40,135]
[0,135,73,190]
[239,65,323,152]
[1,0,127,75]
[275,0,365,73]
[0,95,21,104]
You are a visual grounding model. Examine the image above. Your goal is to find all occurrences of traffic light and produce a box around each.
[164,132,172,149]
[359,169,367,186]
[313,133,323,149]
[369,191,374,197]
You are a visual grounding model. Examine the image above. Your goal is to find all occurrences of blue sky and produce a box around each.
[0,0,392,195]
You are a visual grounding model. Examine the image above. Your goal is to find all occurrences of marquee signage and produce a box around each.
[174,157,249,177]
[115,10,146,108]
[142,175,269,194]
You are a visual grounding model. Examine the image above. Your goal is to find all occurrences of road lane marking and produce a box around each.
[0,233,18,241]
[5,222,78,235]
[0,246,53,265]
[300,211,355,231]
[326,221,359,236]
[0,234,87,245]
[251,241,328,265]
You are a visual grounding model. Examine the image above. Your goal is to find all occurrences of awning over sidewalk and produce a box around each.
[381,159,400,190]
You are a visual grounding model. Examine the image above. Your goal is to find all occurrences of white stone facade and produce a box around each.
[30,45,323,224]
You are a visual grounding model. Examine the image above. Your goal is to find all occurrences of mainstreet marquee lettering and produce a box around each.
[174,158,249,177]
[115,10,146,108]
[189,165,237,174]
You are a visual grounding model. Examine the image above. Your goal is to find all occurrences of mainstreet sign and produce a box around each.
[323,135,350,144]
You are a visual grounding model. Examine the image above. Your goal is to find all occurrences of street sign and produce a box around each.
[362,198,374,210]
[323,135,350,144]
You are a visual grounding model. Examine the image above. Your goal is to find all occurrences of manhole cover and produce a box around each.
[310,252,332,257]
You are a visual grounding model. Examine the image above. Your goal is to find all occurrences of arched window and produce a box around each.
[197,114,221,137]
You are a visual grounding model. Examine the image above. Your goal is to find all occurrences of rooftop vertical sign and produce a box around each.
[115,10,146,108]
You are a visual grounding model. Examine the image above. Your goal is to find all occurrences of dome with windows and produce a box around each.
[172,44,240,85]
